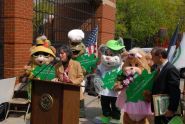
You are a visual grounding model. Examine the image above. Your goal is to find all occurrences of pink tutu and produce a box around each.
[116,89,152,122]
[116,89,126,110]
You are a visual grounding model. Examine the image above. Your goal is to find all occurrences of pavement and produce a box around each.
[0,94,102,124]
[0,79,185,124]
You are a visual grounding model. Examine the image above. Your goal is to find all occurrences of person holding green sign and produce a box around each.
[21,35,56,99]
[68,29,99,118]
[94,38,125,124]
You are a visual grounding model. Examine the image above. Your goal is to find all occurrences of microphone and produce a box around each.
[50,57,60,65]
[19,57,60,90]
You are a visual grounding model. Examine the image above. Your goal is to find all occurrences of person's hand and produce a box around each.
[113,82,123,91]
[143,90,152,102]
[65,79,72,83]
[24,65,31,70]
[51,78,59,82]
[164,110,174,117]
[63,76,72,83]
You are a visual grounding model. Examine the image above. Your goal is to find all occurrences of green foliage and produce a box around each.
[33,0,54,33]
[116,0,185,43]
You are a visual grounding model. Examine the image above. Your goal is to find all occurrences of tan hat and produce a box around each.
[31,46,56,57]
[36,35,47,45]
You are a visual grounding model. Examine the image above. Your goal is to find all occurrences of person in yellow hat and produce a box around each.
[20,36,56,99]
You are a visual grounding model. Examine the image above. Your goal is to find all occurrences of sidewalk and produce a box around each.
[80,95,101,124]
[1,79,184,124]
[0,94,101,124]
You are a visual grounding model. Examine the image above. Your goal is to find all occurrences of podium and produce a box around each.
[31,79,80,124]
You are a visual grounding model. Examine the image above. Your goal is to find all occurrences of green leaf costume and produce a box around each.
[27,64,55,99]
[126,70,157,102]
[74,53,99,74]
[32,64,55,80]
[102,69,122,89]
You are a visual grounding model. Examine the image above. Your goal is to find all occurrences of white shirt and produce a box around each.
[159,60,168,72]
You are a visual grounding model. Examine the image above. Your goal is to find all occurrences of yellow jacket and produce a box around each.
[55,59,84,99]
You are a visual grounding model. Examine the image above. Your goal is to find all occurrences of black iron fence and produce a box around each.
[33,0,99,48]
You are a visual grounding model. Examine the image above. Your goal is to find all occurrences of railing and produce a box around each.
[33,0,98,48]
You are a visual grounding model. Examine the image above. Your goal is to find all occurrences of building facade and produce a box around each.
[0,0,116,78]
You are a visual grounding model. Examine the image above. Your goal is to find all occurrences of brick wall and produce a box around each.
[1,0,116,78]
[3,0,33,78]
[96,0,116,45]
[0,0,4,78]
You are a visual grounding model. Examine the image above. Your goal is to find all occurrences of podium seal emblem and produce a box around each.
[40,93,53,111]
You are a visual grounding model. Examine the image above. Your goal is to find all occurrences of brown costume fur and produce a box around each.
[122,48,151,124]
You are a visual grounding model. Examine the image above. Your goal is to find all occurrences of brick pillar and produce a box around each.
[96,0,116,44]
[3,0,33,78]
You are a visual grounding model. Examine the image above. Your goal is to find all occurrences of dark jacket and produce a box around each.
[152,62,180,112]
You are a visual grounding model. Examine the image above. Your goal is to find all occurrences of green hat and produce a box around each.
[106,40,125,51]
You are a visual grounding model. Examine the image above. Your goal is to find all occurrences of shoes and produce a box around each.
[79,100,86,118]
[109,118,121,124]
[94,115,111,124]
[79,109,86,118]
[94,116,121,124]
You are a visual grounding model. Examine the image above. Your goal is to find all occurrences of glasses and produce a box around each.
[32,52,50,58]
[105,51,117,56]
[104,49,122,56]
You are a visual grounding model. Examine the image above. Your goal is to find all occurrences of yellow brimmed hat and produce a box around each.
[31,46,56,57]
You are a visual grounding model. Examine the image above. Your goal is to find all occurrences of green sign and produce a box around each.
[126,70,157,102]
[75,53,99,74]
[32,64,56,80]
[102,69,122,89]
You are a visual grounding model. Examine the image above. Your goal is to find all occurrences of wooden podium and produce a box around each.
[31,79,80,124]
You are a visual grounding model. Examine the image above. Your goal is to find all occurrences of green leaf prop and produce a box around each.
[32,64,55,80]
[74,53,99,74]
[102,69,122,89]
[126,70,157,102]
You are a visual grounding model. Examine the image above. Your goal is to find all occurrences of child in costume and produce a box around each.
[68,29,98,118]
[21,35,56,99]
[94,39,125,124]
[115,48,157,124]
[27,35,56,79]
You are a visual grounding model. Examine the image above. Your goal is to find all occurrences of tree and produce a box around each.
[116,0,185,46]
[33,0,54,36]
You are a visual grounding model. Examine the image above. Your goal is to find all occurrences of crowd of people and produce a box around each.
[22,29,181,124]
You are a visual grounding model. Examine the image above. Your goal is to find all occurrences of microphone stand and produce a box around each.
[18,62,56,91]
[43,61,59,80]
